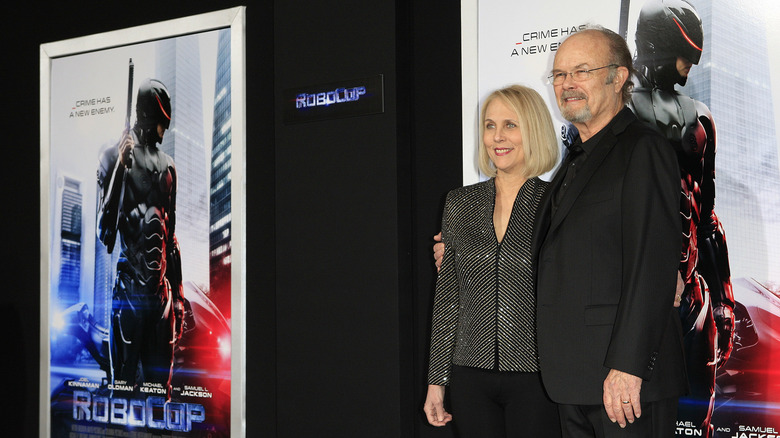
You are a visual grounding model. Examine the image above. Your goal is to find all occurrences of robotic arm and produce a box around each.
[695,106,735,365]
[167,234,186,341]
[699,218,735,365]
[165,165,187,341]
[96,143,126,254]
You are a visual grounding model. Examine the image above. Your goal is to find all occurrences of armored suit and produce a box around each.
[628,1,734,436]
[96,79,184,395]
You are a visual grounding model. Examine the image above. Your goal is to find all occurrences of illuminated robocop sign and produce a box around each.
[296,86,366,109]
[284,75,384,123]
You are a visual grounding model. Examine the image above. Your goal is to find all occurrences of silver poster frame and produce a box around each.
[40,6,246,437]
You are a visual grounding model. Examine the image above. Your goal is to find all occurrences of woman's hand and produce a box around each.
[423,384,453,426]
[433,232,445,272]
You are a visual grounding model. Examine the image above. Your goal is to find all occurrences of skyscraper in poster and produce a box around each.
[209,29,233,317]
[56,175,83,308]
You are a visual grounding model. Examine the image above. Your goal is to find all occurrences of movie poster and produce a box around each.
[472,0,780,437]
[42,9,244,437]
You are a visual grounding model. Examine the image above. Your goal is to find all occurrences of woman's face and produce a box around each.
[483,98,525,176]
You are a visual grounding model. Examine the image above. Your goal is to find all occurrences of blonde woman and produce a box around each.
[425,85,561,437]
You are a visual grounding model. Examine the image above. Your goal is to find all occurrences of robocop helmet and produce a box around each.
[135,78,172,142]
[635,0,703,66]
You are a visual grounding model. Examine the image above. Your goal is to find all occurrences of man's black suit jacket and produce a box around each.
[533,107,688,405]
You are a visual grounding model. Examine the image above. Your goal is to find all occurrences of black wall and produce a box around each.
[5,1,462,436]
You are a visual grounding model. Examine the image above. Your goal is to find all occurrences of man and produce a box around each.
[630,2,734,435]
[533,26,687,436]
[96,78,185,397]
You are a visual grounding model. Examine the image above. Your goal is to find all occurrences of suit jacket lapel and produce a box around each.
[547,108,635,235]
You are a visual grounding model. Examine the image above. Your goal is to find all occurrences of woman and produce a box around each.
[424,85,560,437]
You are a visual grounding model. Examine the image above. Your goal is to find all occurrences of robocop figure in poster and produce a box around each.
[96,78,185,398]
[629,1,735,436]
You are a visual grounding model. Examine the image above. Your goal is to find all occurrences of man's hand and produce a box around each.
[423,384,453,426]
[119,130,134,168]
[433,232,445,272]
[603,369,642,428]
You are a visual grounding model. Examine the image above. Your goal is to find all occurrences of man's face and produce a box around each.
[676,57,693,78]
[552,31,623,129]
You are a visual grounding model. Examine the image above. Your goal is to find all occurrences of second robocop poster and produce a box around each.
[41,8,246,438]
[470,0,780,437]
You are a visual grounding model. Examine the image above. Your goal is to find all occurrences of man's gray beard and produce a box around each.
[561,102,592,124]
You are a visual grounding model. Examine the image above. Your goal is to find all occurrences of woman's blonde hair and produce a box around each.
[478,84,559,178]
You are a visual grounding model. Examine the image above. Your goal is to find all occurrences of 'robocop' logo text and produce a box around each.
[296,87,366,109]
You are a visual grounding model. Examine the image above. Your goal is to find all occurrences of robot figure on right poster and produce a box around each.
[629,1,735,437]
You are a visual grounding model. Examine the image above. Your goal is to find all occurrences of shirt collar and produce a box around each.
[571,106,631,156]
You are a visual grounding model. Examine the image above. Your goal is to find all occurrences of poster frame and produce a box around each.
[39,6,247,437]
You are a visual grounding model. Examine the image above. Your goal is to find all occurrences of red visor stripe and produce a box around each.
[673,17,702,52]
[155,94,171,120]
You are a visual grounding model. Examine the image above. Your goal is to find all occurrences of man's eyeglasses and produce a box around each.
[547,64,619,85]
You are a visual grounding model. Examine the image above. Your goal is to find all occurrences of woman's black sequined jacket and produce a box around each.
[428,177,548,386]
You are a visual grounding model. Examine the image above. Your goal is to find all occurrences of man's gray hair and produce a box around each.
[580,24,637,105]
